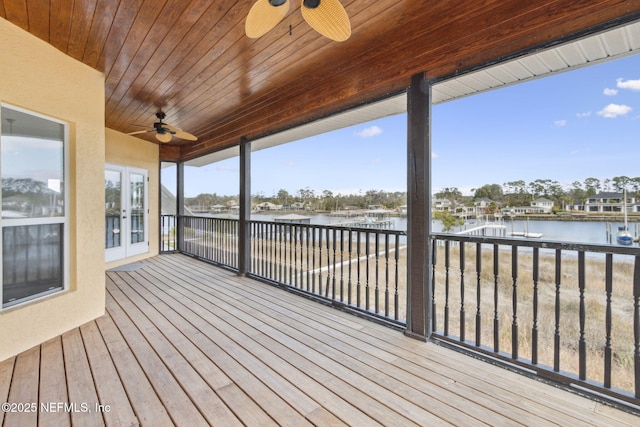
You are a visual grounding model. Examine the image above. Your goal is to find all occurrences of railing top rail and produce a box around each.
[248,218,407,236]
[431,232,640,255]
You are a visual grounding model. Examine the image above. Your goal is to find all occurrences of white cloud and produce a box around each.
[432,152,439,159]
[554,120,567,127]
[284,160,295,167]
[576,111,591,118]
[371,158,381,165]
[617,78,640,92]
[597,103,632,118]
[354,125,382,138]
[603,88,618,96]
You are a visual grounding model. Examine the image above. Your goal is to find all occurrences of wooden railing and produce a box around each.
[430,232,640,406]
[249,220,406,326]
[180,215,238,269]
[161,214,640,407]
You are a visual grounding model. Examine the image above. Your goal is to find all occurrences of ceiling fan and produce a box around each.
[127,112,198,143]
[245,0,351,42]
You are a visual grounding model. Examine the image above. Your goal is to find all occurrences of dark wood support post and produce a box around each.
[176,161,185,252]
[238,137,251,275]
[405,72,432,341]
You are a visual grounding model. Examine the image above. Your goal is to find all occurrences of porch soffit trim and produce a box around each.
[187,20,640,168]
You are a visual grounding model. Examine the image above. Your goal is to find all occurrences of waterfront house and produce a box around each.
[433,198,453,212]
[1,3,639,424]
[531,197,554,213]
[585,191,637,213]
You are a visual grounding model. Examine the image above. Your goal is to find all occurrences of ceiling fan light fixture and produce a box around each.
[127,111,197,143]
[301,0,351,42]
[246,0,290,39]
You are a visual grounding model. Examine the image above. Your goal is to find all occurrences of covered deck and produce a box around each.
[1,254,637,426]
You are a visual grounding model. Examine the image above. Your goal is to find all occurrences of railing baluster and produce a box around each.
[325,228,331,298]
[262,222,267,275]
[554,249,562,372]
[375,231,380,314]
[444,240,450,337]
[475,242,481,347]
[348,229,353,306]
[634,255,640,399]
[431,238,437,332]
[532,247,539,365]
[305,226,311,291]
[356,231,361,308]
[395,234,400,321]
[317,227,322,295]
[268,222,274,280]
[579,251,587,380]
[291,225,296,286]
[339,228,344,301]
[493,243,499,353]
[279,224,284,283]
[511,245,518,360]
[460,241,466,342]
[604,253,613,389]
[385,233,390,318]
[365,231,370,311]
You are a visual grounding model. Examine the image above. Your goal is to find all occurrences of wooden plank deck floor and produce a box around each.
[1,253,638,426]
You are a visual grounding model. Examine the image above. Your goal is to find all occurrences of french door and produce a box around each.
[105,164,148,262]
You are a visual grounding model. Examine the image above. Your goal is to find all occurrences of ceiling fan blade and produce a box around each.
[173,130,198,141]
[127,130,153,136]
[156,132,172,143]
[245,0,290,38]
[301,0,351,42]
[161,124,198,141]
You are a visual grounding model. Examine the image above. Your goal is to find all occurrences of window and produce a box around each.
[1,106,68,308]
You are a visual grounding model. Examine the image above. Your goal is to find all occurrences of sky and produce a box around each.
[180,52,640,198]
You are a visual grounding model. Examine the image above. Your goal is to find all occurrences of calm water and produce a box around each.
[250,213,639,246]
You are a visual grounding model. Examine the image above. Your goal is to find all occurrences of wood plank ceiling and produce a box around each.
[1,1,639,162]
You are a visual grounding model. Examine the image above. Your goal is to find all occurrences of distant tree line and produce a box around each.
[185,176,639,212]
[252,188,406,211]
[437,176,640,212]
[186,188,407,211]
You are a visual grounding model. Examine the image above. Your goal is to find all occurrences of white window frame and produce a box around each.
[0,104,69,309]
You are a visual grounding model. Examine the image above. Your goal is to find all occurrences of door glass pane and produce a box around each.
[130,173,145,244]
[105,170,122,249]
[2,224,63,306]
[1,107,64,219]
